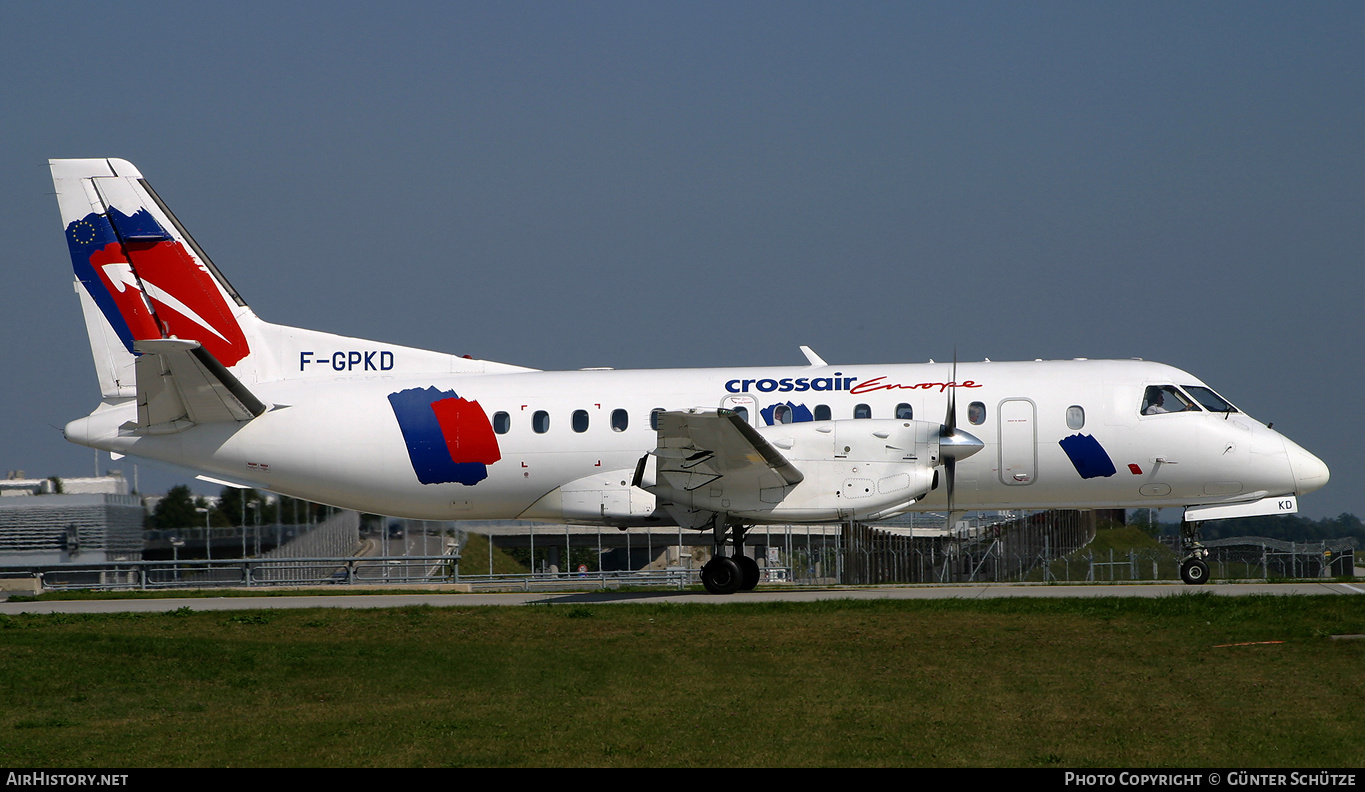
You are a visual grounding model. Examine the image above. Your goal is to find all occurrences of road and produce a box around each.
[2,580,1361,615]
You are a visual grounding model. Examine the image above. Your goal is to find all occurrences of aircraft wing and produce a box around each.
[649,409,803,507]
[128,338,267,433]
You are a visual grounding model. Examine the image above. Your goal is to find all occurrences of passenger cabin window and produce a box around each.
[1183,386,1238,413]
[533,410,550,434]
[854,404,871,420]
[968,402,986,425]
[895,403,913,420]
[650,408,665,431]
[773,404,791,424]
[1141,385,1199,416]
[493,411,510,434]
[1066,405,1085,430]
[814,404,831,421]
[572,409,589,433]
[611,409,628,432]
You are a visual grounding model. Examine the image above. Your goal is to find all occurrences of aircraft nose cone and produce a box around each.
[1285,439,1330,495]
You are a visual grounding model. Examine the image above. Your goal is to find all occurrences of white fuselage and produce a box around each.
[46,158,1329,535]
[65,357,1328,525]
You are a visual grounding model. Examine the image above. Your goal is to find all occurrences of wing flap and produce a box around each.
[653,409,804,496]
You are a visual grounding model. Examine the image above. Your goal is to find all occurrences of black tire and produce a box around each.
[736,555,760,591]
[702,556,743,595]
[1180,558,1209,585]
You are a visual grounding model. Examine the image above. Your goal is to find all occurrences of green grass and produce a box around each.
[1,595,1362,767]
[6,587,456,602]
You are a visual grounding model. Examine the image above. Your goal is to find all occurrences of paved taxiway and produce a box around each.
[2,581,1361,615]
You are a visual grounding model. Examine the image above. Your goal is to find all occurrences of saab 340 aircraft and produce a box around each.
[50,158,1330,593]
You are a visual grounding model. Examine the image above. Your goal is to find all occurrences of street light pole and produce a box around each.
[171,537,183,582]
[196,507,211,562]
[246,500,260,559]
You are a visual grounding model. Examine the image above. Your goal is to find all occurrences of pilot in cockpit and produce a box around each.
[1141,385,1194,416]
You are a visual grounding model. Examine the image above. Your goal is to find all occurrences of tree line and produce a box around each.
[145,484,329,530]
[1197,512,1364,545]
[1134,509,1364,546]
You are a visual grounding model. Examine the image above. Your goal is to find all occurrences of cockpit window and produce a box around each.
[1141,385,1200,415]
[1183,386,1238,413]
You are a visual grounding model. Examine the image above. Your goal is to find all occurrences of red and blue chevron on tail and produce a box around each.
[65,208,162,352]
[54,159,251,369]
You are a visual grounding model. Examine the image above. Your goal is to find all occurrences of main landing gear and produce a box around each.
[1178,519,1210,585]
[700,523,760,595]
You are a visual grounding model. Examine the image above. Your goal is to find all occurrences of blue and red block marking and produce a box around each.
[388,387,501,485]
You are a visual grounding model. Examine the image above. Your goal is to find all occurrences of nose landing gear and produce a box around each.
[1178,519,1210,585]
[1180,556,1209,585]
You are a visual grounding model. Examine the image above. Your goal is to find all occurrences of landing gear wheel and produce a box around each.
[736,555,760,591]
[1178,519,1209,586]
[701,556,743,595]
[1180,558,1209,585]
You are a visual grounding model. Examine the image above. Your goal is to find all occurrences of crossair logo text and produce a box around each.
[725,374,983,395]
[725,374,856,394]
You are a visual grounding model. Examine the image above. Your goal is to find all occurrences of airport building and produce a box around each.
[0,472,143,566]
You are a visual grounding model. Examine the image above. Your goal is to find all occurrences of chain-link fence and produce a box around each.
[1199,537,1356,580]
[832,510,1096,584]
[11,510,1358,593]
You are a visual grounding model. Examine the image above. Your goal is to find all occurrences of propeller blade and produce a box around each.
[943,351,957,435]
[936,351,984,517]
[941,351,959,513]
[945,456,956,515]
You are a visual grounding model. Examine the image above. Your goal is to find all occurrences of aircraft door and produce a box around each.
[720,394,758,426]
[998,398,1037,485]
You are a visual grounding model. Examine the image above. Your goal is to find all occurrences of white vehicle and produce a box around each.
[51,158,1329,593]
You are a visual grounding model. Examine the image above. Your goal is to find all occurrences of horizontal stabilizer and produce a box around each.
[196,473,268,490]
[128,338,266,433]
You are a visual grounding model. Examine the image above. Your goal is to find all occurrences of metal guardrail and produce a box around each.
[459,569,696,591]
[34,555,457,591]
[20,557,779,592]
[10,530,1354,593]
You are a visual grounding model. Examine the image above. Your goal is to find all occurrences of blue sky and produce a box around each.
[3,1,1360,519]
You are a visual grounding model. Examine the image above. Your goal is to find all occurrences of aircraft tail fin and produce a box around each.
[54,158,539,404]
[51,158,258,399]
